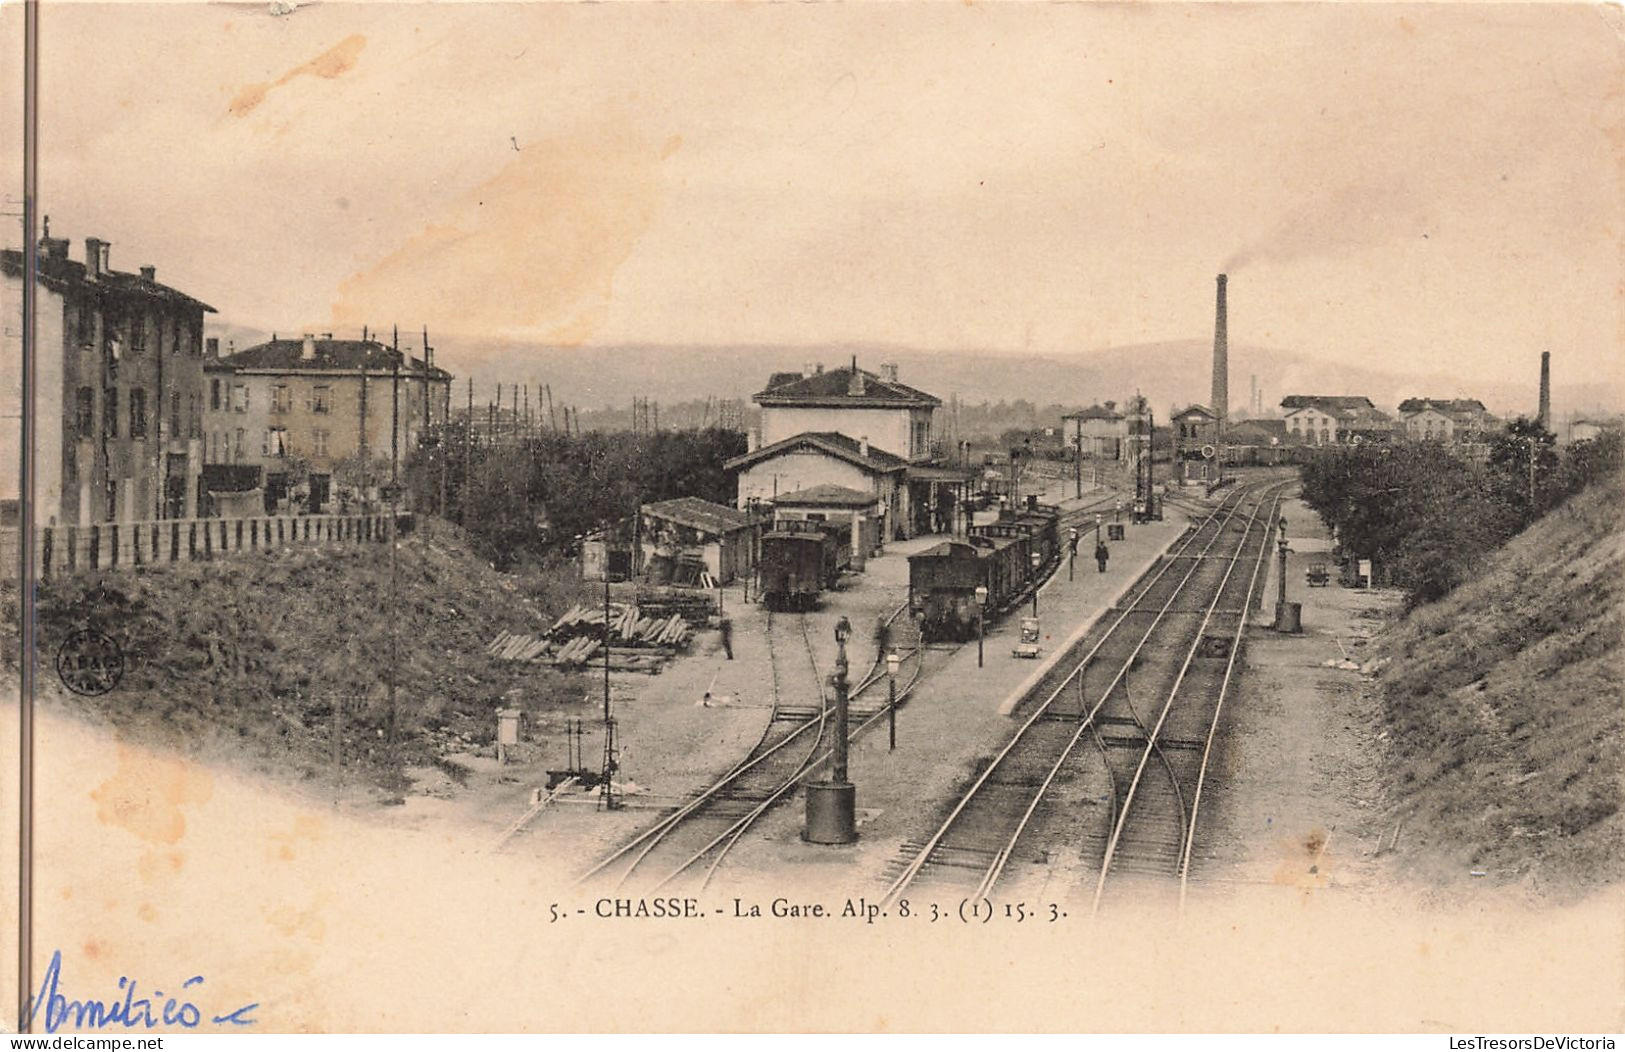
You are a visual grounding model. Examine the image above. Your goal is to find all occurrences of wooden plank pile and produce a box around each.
[633,588,718,628]
[485,601,696,673]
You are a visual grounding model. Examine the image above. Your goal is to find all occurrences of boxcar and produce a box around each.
[758,520,849,610]
[912,503,1061,642]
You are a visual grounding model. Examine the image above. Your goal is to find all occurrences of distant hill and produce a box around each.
[204,321,1621,425]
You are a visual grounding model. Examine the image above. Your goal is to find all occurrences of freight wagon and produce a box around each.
[757,519,852,610]
[908,503,1060,642]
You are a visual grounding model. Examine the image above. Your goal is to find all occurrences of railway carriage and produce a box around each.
[757,520,852,610]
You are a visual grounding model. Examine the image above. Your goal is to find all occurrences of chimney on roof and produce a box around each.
[39,234,68,261]
[206,337,219,358]
[1538,351,1551,430]
[803,362,815,378]
[302,334,317,361]
[859,435,869,458]
[747,427,760,453]
[1104,399,1116,412]
[847,359,866,397]
[139,265,155,282]
[1213,274,1229,436]
[881,362,898,383]
[84,238,106,279]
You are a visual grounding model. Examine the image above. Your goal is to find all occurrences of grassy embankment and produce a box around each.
[1372,480,1623,893]
[2,521,589,790]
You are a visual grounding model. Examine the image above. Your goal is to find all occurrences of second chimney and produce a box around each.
[139,265,156,282]
[1538,351,1551,430]
[302,334,317,361]
[1212,274,1229,435]
[84,238,106,279]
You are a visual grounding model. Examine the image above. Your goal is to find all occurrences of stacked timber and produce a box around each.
[488,600,695,672]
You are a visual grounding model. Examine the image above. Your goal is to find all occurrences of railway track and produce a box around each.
[880,479,1287,911]
[572,481,1161,893]
[575,601,929,894]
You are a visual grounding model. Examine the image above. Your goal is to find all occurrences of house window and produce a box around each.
[311,429,329,457]
[171,317,181,355]
[75,388,94,438]
[234,428,245,460]
[312,385,331,414]
[232,385,248,413]
[210,378,221,411]
[75,302,95,347]
[1320,428,1330,444]
[104,388,119,438]
[271,385,291,414]
[128,315,147,356]
[129,389,147,438]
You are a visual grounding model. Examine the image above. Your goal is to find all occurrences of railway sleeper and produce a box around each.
[1099,734,1207,751]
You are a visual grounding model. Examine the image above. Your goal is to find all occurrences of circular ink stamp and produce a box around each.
[55,629,125,696]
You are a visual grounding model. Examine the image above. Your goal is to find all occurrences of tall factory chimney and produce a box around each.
[1212,274,1229,433]
[1538,351,1551,430]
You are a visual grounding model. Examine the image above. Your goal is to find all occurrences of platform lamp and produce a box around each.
[1030,551,1042,616]
[886,650,901,751]
[1095,512,1103,545]
[804,615,857,844]
[1068,526,1079,581]
[974,584,989,668]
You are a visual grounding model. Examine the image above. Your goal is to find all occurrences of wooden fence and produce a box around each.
[0,512,414,581]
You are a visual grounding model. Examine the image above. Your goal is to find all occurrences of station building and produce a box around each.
[730,359,972,539]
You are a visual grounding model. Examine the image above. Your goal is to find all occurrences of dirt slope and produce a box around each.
[3,521,586,790]
[1372,480,1624,896]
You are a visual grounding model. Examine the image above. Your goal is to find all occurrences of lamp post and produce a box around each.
[1275,535,1290,625]
[804,616,856,844]
[974,584,988,668]
[1094,513,1103,545]
[886,649,900,751]
[1068,526,1078,581]
[1030,551,1042,617]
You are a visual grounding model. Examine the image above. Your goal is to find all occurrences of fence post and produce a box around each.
[41,525,52,578]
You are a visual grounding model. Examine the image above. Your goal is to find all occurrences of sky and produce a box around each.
[7,1,1622,389]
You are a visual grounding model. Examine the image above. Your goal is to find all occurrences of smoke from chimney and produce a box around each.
[1538,351,1551,429]
[1212,274,1228,435]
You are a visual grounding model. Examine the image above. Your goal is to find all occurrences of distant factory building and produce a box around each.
[1569,417,1622,443]
[204,333,453,514]
[1,229,215,526]
[1397,398,1493,444]
[1280,395,1380,446]
[1062,402,1129,460]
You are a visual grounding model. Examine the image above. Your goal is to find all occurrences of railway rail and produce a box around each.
[574,601,927,894]
[880,479,1287,911]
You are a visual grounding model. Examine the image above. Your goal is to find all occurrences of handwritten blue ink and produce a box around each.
[29,950,258,1033]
